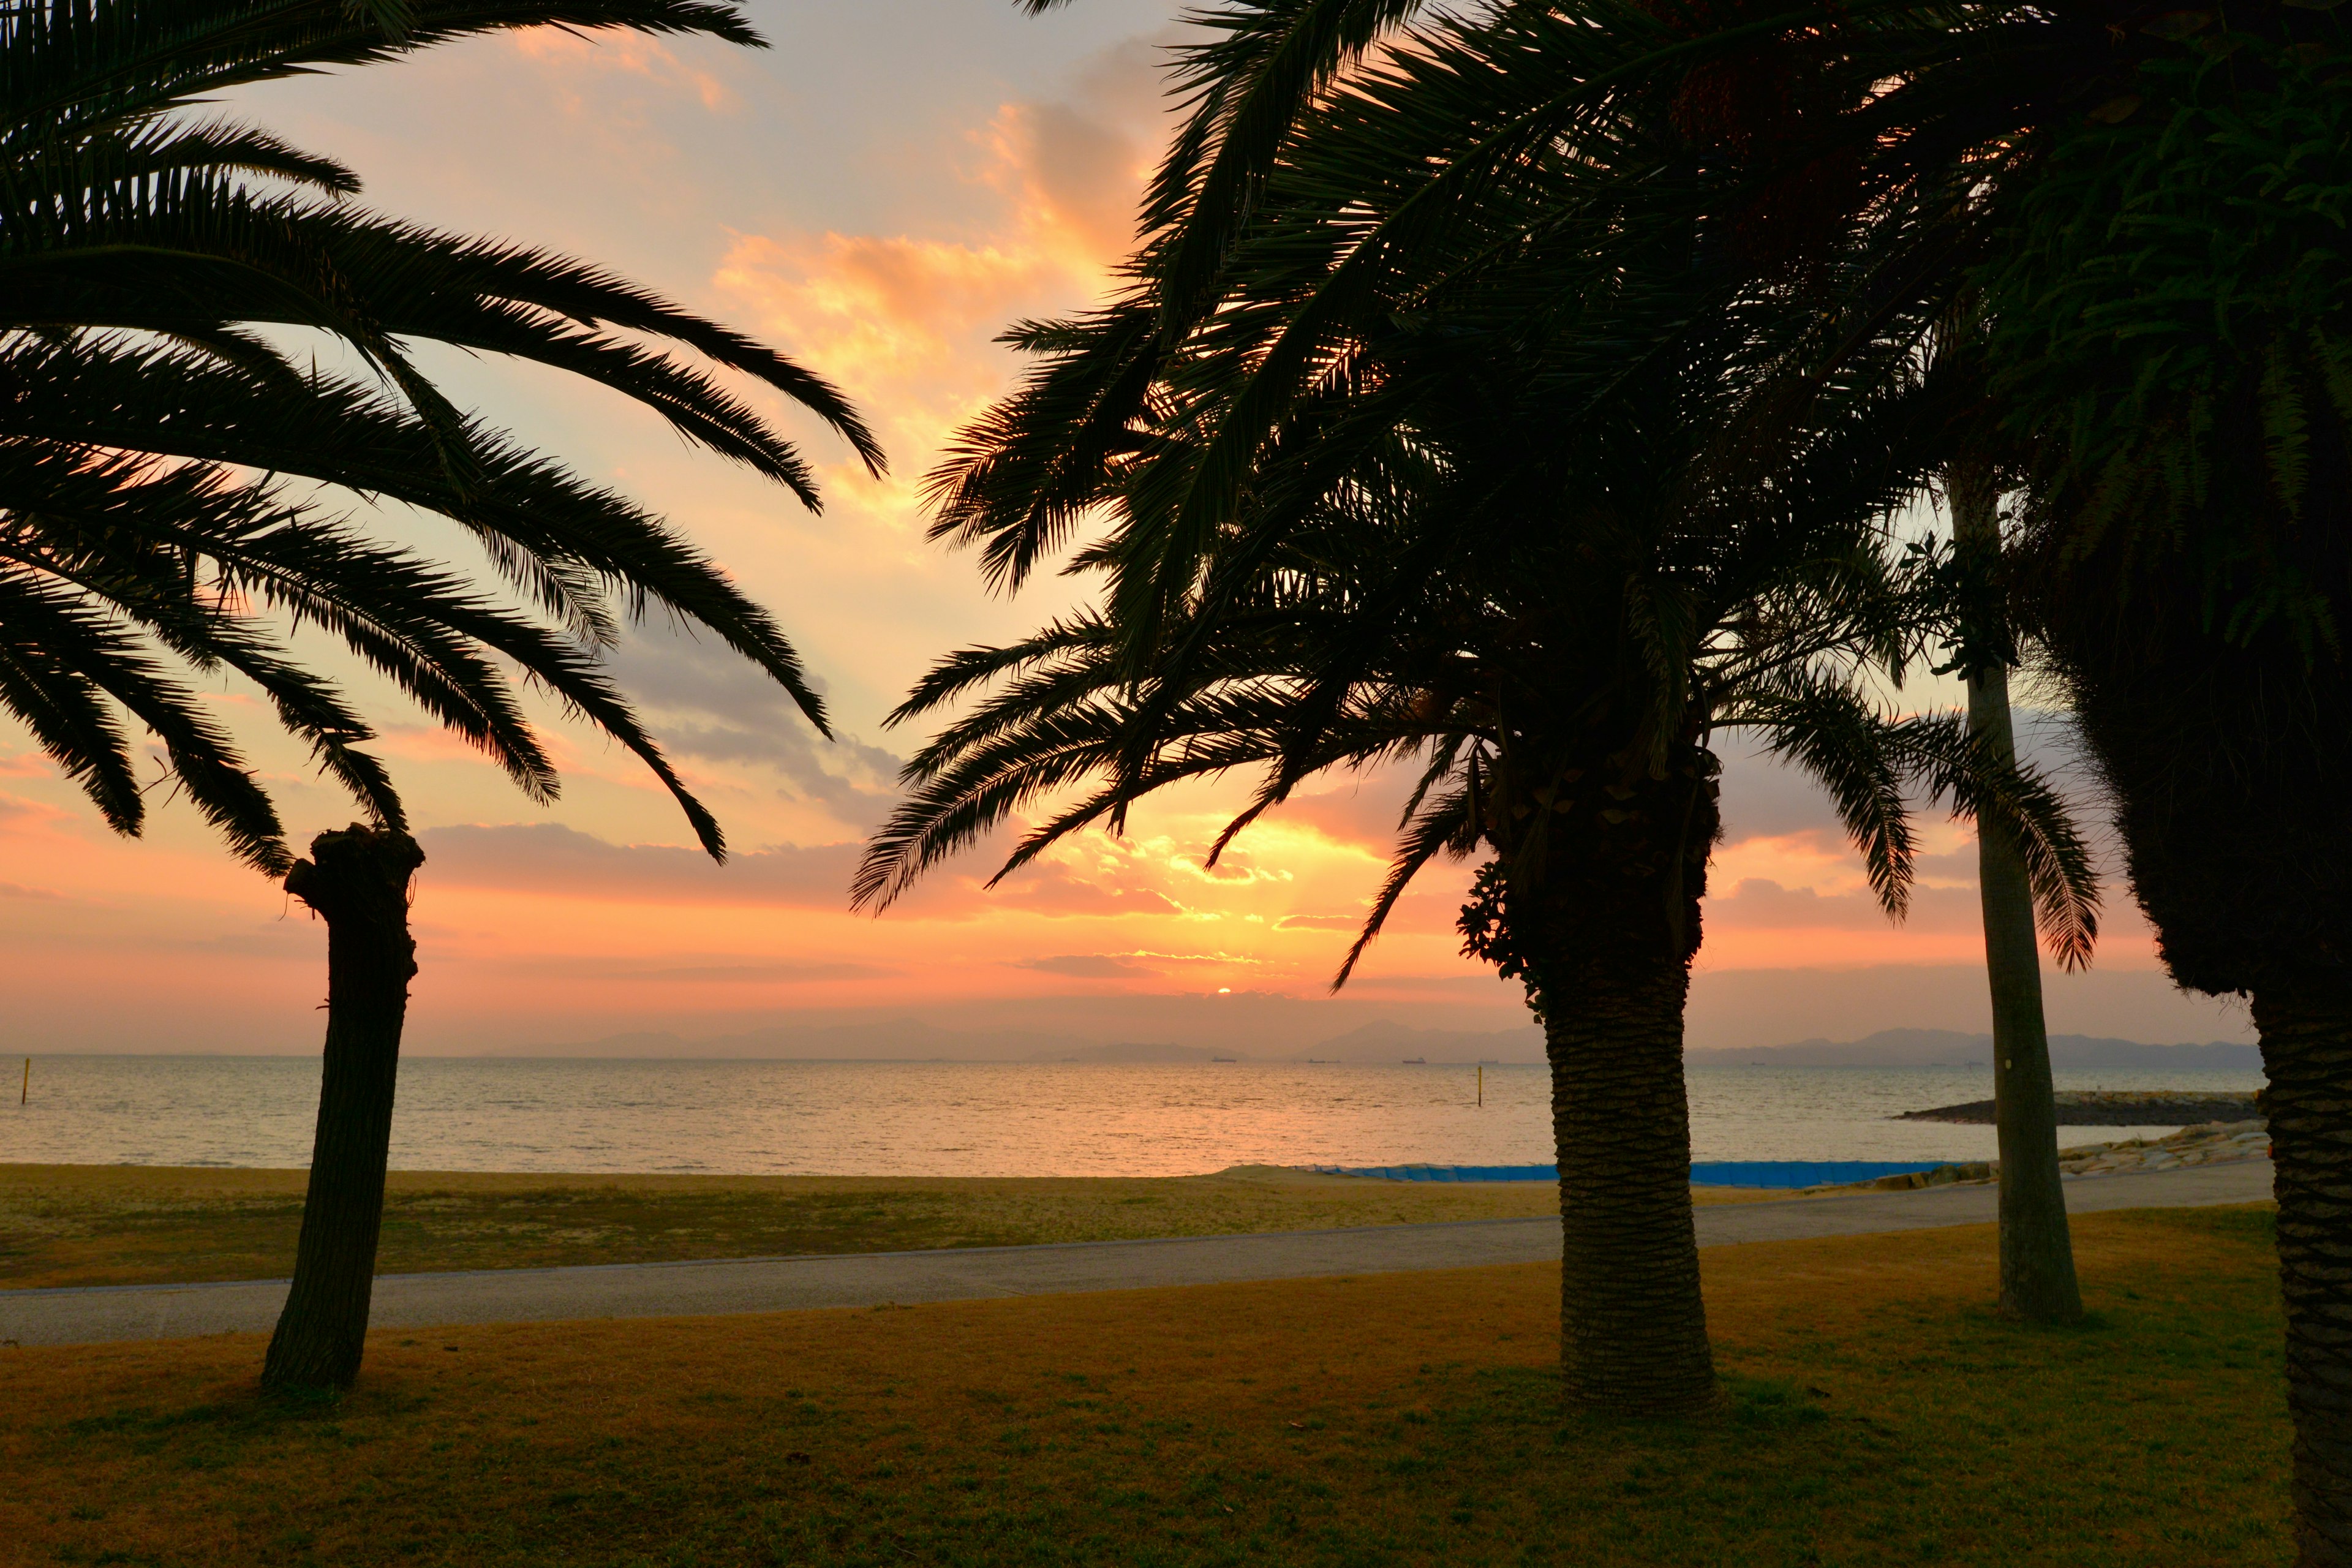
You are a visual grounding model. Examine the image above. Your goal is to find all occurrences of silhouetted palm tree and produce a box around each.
[1010,3,2350,1548]
[1,0,883,1389]
[2,0,880,864]
[861,246,2095,1415]
[1010,0,2128,1329]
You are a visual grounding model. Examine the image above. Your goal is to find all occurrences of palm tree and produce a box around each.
[1016,0,2113,1325]
[1943,453,2081,1322]
[1975,46,2352,1559]
[2,0,883,1389]
[992,0,2106,1332]
[1035,4,2352,1550]
[861,244,2097,1415]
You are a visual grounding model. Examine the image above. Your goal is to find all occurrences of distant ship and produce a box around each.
[1211,1055,1238,1063]
[1401,1056,1427,1065]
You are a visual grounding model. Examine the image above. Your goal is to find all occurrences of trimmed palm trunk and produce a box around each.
[2252,990,2352,1564]
[1538,947,1713,1412]
[2034,482,2350,1559]
[262,824,426,1392]
[2060,628,2352,1563]
[1947,464,2081,1324]
[1509,745,1721,1417]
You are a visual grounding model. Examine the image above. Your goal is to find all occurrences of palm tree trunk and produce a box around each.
[262,825,425,1392]
[1948,464,2082,1324]
[2252,989,2352,1566]
[1537,946,1716,1415]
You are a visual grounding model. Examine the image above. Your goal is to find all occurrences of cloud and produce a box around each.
[1009,948,1265,980]
[505,956,896,982]
[707,37,1167,542]
[0,784,69,825]
[607,631,903,831]
[418,822,861,907]
[1705,877,1980,933]
[887,853,1186,919]
[1118,949,1270,968]
[718,228,1057,386]
[712,72,1150,394]
[963,877,1184,919]
[1276,913,1362,932]
[416,820,1189,924]
[1259,775,1415,856]
[1912,846,1980,882]
[1714,709,2108,853]
[507,26,740,113]
[1713,746,1845,844]
[1011,954,1159,979]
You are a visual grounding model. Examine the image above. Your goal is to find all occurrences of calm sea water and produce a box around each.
[0,1057,2265,1176]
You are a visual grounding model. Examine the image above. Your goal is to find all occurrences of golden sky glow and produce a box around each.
[0,6,2252,1056]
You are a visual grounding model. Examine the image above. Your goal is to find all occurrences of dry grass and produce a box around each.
[0,1205,2286,1567]
[0,1164,1781,1291]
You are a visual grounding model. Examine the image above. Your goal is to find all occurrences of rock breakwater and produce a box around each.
[1826,1120,2271,1193]
[2056,1120,2269,1177]
[1896,1089,2260,1126]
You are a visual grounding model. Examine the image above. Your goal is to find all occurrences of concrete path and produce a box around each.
[0,1159,2271,1349]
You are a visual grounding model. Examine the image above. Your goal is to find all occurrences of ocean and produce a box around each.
[0,1056,2266,1177]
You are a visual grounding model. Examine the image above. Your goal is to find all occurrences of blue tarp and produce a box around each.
[1313,1160,1947,1189]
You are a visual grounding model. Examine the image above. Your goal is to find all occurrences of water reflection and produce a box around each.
[1,1057,2264,1175]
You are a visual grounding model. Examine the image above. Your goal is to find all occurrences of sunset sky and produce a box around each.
[0,2,2255,1056]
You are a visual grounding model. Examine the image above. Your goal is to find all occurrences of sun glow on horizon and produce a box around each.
[0,7,2218,1058]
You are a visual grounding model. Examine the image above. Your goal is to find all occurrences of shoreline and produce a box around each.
[0,1163,1819,1295]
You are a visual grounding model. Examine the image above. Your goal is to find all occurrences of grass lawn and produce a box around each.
[0,1205,2286,1567]
[0,1165,1784,1291]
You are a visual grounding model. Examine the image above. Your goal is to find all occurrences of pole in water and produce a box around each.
[19,1057,26,1106]
[1477,1063,1483,1107]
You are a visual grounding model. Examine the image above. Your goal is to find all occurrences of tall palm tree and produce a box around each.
[861,244,2097,1414]
[1028,3,2351,1551]
[2,0,883,1389]
[1011,0,2105,1325]
[1975,43,2352,1559]
[1943,453,2081,1323]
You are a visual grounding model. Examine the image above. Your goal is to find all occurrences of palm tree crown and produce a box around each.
[2,0,884,872]
[862,194,2099,1419]
[862,231,2098,983]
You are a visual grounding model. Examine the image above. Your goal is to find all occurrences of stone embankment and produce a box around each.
[1897,1089,2261,1126]
[1842,1120,2271,1192]
[2054,1120,2269,1177]
[1859,1162,1994,1191]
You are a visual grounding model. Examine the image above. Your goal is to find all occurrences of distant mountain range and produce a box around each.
[1687,1027,2260,1071]
[1030,1041,1231,1063]
[513,1020,1101,1061]
[1297,1020,1547,1063]
[519,1019,2255,1070]
[1310,1022,2260,1069]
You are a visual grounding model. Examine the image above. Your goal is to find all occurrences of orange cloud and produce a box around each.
[1011,954,1159,979]
[708,48,1165,545]
[507,26,739,113]
[717,228,1066,385]
[1706,877,1982,933]
[710,87,1144,382]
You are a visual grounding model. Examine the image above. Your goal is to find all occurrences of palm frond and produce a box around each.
[0,3,867,869]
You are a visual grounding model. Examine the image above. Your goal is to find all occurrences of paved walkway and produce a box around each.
[0,1159,2271,1349]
